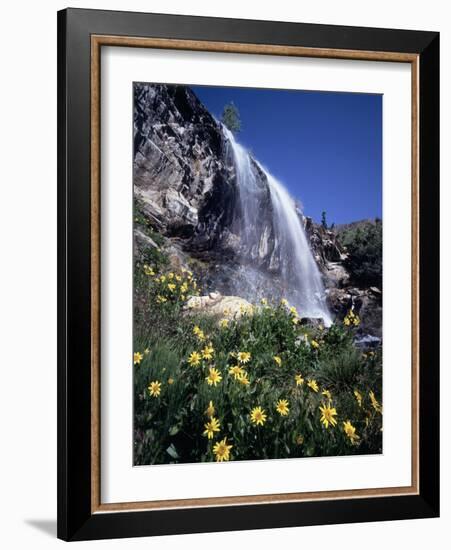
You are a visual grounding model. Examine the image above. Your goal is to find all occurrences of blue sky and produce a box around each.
[190,85,382,225]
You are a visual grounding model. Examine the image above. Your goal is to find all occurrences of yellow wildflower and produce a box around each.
[237,351,251,364]
[168,272,174,280]
[219,318,229,329]
[344,309,360,327]
[229,365,245,379]
[156,295,167,304]
[203,416,221,439]
[167,283,176,292]
[180,282,188,293]
[289,306,298,316]
[206,400,215,418]
[148,380,161,398]
[188,351,202,366]
[250,406,267,426]
[261,297,268,306]
[343,420,360,444]
[168,377,174,385]
[133,352,143,365]
[322,389,332,401]
[213,437,233,462]
[369,391,383,413]
[143,265,155,276]
[273,355,282,367]
[319,402,338,428]
[280,298,289,306]
[159,275,166,283]
[201,343,215,361]
[175,274,182,282]
[307,379,319,392]
[354,389,363,407]
[192,325,206,341]
[292,316,299,325]
[295,373,304,386]
[144,348,150,355]
[237,371,250,386]
[276,399,289,416]
[311,339,320,349]
[206,367,222,387]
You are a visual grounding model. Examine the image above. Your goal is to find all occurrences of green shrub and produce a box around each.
[221,101,242,133]
[338,219,382,288]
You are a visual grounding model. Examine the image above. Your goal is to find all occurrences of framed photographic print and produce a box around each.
[57,8,439,541]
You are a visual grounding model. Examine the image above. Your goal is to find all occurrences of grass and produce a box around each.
[133,243,383,465]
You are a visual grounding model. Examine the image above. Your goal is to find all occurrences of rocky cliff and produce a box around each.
[135,84,294,272]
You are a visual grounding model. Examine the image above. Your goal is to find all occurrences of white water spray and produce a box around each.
[223,127,332,325]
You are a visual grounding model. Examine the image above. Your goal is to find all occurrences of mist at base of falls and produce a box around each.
[222,126,332,326]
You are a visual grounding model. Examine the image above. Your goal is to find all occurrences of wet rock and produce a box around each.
[299,317,324,327]
[354,334,382,348]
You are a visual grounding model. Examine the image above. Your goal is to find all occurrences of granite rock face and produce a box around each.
[134,84,237,251]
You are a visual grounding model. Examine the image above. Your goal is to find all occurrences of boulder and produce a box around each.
[184,292,254,319]
[325,261,350,288]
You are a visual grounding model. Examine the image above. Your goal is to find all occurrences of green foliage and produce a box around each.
[221,101,242,133]
[321,210,328,229]
[338,219,382,288]
[133,253,383,465]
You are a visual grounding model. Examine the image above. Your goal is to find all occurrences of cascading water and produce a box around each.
[223,126,332,326]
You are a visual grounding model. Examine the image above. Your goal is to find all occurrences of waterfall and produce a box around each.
[223,126,332,326]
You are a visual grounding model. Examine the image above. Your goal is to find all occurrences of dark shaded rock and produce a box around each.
[326,287,382,338]
[304,217,347,268]
[134,84,235,244]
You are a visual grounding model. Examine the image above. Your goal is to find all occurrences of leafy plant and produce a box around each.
[221,102,242,133]
[337,219,382,288]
